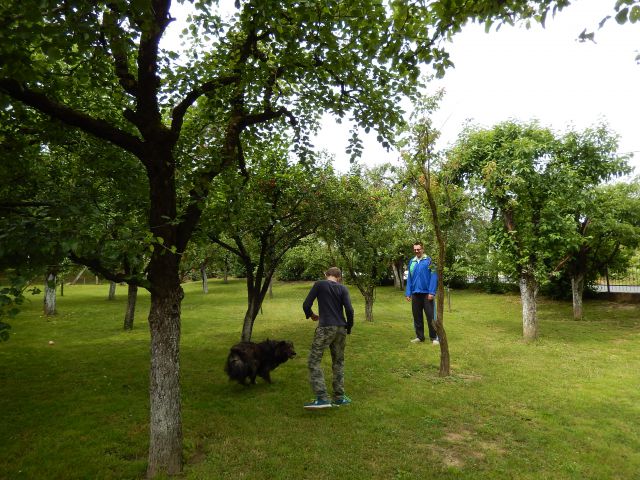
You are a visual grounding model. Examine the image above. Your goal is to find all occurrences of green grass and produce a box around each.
[1,280,639,479]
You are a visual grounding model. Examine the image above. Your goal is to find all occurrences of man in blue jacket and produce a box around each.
[405,242,439,344]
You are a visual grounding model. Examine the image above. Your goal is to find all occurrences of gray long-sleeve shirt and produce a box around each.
[303,279,354,332]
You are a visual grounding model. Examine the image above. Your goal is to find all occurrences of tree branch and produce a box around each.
[68,251,147,288]
[101,8,138,96]
[132,0,172,133]
[170,75,240,136]
[0,79,145,157]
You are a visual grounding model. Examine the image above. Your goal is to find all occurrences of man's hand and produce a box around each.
[405,296,411,302]
[311,313,319,321]
[428,294,434,300]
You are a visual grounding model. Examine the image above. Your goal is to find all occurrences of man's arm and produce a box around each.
[343,287,354,334]
[303,282,319,319]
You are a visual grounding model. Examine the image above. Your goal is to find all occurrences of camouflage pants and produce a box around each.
[308,326,347,402]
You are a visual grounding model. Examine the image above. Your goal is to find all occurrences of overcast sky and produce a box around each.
[317,0,640,175]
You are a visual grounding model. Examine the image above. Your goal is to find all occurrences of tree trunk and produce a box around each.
[519,272,538,340]
[200,264,208,294]
[364,291,374,322]
[44,271,57,316]
[433,245,450,377]
[146,285,184,477]
[420,162,450,376]
[241,293,263,341]
[71,266,87,285]
[391,260,404,290]
[223,256,229,284]
[571,273,585,320]
[124,283,138,330]
[434,287,450,376]
[108,281,117,300]
[145,147,187,477]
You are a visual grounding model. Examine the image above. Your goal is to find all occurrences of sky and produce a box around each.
[315,0,640,175]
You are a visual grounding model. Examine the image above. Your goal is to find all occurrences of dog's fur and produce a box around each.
[224,339,296,385]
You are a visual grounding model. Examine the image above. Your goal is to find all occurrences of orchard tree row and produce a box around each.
[1,0,638,476]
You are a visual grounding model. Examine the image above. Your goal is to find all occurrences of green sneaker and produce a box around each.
[332,395,352,406]
[304,397,333,410]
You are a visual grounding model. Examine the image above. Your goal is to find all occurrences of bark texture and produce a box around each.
[108,281,117,300]
[520,273,538,340]
[571,273,584,320]
[146,287,183,477]
[200,265,208,294]
[241,294,263,342]
[44,272,57,316]
[391,260,405,290]
[364,292,374,322]
[124,283,138,330]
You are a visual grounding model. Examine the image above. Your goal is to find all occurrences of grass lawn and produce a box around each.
[1,280,639,479]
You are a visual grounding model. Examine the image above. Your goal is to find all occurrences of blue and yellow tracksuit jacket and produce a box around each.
[405,256,438,297]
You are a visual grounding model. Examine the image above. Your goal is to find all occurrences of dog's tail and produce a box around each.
[224,348,249,382]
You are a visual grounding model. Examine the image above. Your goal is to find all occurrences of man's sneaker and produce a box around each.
[410,338,423,343]
[332,395,352,406]
[431,337,440,345]
[303,398,333,410]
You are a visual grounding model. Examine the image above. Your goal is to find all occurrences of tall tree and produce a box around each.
[204,137,337,341]
[325,166,400,322]
[564,180,640,316]
[553,126,631,318]
[0,0,572,475]
[451,121,576,340]
[399,92,467,376]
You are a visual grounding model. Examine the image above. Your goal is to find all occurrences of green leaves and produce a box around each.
[614,0,640,23]
[450,120,631,285]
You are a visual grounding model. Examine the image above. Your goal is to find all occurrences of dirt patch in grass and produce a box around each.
[435,428,508,469]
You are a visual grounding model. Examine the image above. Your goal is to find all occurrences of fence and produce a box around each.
[595,268,640,293]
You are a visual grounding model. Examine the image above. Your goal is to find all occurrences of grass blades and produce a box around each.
[1,280,639,479]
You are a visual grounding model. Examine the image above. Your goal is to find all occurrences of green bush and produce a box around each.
[277,240,332,281]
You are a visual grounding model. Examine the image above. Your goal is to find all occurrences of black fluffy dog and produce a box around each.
[224,339,296,385]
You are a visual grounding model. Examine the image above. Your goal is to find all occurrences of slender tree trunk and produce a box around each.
[241,292,263,341]
[434,258,450,376]
[124,283,138,330]
[391,261,403,290]
[59,279,64,297]
[363,291,374,322]
[420,163,450,376]
[108,281,117,300]
[571,273,585,320]
[241,270,276,341]
[200,264,208,294]
[71,266,87,285]
[44,271,57,316]
[519,272,538,340]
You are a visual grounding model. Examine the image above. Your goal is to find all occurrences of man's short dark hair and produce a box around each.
[325,267,342,278]
[413,241,423,247]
